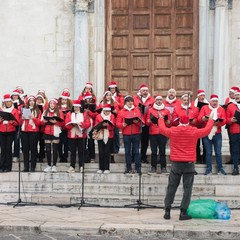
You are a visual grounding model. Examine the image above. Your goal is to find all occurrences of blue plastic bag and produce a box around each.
[215,202,231,220]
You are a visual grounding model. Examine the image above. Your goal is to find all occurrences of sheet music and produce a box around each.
[22,108,31,119]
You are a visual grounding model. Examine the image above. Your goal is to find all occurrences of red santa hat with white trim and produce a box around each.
[102,103,111,111]
[11,89,21,96]
[85,82,93,88]
[234,89,240,96]
[139,84,148,91]
[230,86,239,93]
[197,89,205,97]
[83,92,92,100]
[49,98,58,105]
[108,81,117,88]
[72,100,81,107]
[155,95,163,100]
[61,91,70,99]
[2,94,12,102]
[210,94,218,101]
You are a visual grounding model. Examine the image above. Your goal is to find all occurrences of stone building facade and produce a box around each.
[0,0,239,103]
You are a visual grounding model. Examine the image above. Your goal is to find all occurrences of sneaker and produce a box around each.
[232,168,239,176]
[67,166,75,173]
[218,169,227,175]
[161,168,167,174]
[97,170,103,174]
[124,170,131,174]
[12,157,18,163]
[204,169,212,175]
[51,165,57,173]
[44,166,52,173]
[104,170,110,174]
[148,167,156,175]
[90,159,95,163]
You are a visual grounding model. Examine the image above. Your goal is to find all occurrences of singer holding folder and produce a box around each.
[0,94,20,172]
[116,96,143,174]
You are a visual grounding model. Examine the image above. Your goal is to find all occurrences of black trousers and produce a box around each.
[141,125,149,162]
[97,138,113,171]
[69,138,86,168]
[87,138,95,160]
[21,131,39,170]
[0,132,15,171]
[59,130,69,160]
[164,162,195,210]
[149,134,167,169]
[38,132,45,158]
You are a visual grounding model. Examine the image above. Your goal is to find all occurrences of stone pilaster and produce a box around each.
[213,0,229,103]
[73,0,94,98]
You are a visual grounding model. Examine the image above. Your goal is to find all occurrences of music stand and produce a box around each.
[71,138,100,209]
[124,102,157,211]
[4,113,37,208]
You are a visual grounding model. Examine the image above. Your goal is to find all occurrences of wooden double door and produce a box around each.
[105,0,199,97]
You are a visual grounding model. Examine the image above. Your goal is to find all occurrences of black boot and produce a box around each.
[226,159,233,164]
[110,155,115,163]
[179,209,192,221]
[163,208,171,220]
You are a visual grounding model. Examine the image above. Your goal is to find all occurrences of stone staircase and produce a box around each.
[0,158,240,209]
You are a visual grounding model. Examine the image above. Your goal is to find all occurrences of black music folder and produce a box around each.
[0,111,18,122]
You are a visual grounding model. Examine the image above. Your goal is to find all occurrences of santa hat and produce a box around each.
[108,81,117,88]
[61,91,70,99]
[155,95,163,100]
[103,90,111,97]
[16,86,24,92]
[181,94,188,99]
[197,89,205,97]
[234,89,240,96]
[139,84,148,91]
[72,100,81,107]
[2,94,12,102]
[38,90,45,94]
[124,95,134,103]
[11,89,21,96]
[102,104,111,111]
[36,94,44,100]
[230,86,239,93]
[179,115,190,125]
[85,82,93,88]
[83,92,92,100]
[49,98,58,105]
[27,95,36,102]
[210,94,218,101]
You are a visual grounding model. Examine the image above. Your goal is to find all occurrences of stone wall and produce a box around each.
[231,0,240,88]
[0,0,75,99]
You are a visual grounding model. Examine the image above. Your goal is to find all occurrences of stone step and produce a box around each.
[1,192,240,209]
[1,171,240,184]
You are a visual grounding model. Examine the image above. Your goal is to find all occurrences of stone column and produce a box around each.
[93,0,105,102]
[73,0,93,99]
[199,0,210,95]
[213,0,229,103]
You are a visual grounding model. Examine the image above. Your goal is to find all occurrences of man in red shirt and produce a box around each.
[158,115,214,220]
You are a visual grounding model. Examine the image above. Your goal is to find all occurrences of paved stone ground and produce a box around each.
[0,205,239,239]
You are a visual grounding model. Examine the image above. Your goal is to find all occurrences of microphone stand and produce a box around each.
[125,96,157,211]
[7,123,37,208]
[71,108,100,209]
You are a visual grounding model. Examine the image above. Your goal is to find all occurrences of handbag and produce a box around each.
[92,129,104,140]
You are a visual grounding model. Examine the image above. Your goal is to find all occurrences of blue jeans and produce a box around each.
[230,133,240,170]
[123,134,141,171]
[203,133,223,171]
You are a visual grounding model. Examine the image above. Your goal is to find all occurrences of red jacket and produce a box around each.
[133,94,154,115]
[226,103,240,134]
[113,93,124,109]
[158,118,214,162]
[21,111,42,132]
[65,111,90,139]
[116,107,142,135]
[41,110,64,137]
[163,98,181,120]
[198,105,226,134]
[145,107,170,135]
[94,113,115,138]
[172,104,199,127]
[0,107,20,133]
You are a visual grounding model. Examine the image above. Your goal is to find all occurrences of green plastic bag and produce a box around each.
[187,199,218,219]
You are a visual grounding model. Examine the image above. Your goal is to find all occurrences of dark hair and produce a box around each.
[124,96,134,104]
[108,86,122,97]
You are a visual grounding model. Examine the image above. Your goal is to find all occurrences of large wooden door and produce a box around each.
[106,0,199,97]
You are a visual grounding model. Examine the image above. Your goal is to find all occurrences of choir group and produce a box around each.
[0,83,239,176]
